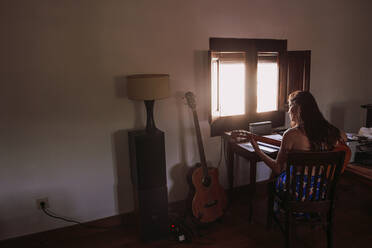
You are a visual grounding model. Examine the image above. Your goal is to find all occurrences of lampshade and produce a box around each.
[127,74,170,100]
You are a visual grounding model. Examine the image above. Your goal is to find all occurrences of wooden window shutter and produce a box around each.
[286,50,311,104]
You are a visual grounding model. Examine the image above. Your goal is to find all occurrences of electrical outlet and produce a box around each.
[36,197,50,209]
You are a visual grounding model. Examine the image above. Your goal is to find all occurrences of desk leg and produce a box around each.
[249,158,257,223]
[227,142,235,202]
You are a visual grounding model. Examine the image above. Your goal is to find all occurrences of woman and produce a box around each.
[250,90,347,176]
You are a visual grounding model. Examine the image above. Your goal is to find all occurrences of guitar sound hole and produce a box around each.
[202,176,211,187]
[204,200,218,208]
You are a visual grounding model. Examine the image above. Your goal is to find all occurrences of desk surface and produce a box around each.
[346,164,372,181]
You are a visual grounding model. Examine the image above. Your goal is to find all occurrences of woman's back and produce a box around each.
[249,90,346,175]
[283,127,311,152]
[284,126,346,152]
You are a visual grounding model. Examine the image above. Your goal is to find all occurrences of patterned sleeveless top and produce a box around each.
[275,142,350,201]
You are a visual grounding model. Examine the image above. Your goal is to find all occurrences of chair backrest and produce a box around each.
[283,151,345,204]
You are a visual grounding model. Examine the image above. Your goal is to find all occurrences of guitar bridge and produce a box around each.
[204,200,218,208]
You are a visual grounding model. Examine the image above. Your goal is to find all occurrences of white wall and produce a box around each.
[1,0,371,240]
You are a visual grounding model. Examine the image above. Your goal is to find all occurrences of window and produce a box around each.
[211,53,246,118]
[257,53,279,113]
[212,52,280,117]
[208,38,310,136]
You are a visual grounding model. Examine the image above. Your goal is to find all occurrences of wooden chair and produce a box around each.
[267,150,346,248]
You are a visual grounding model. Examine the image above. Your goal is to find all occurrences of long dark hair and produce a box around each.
[289,91,341,151]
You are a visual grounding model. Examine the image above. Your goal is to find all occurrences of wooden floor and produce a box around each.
[2,171,372,248]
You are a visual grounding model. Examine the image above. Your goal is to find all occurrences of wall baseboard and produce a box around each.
[0,198,188,244]
[0,183,265,244]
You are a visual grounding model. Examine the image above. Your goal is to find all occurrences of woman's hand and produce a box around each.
[249,135,261,153]
[246,132,287,175]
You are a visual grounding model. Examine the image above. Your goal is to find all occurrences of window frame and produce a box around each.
[211,52,246,118]
[208,38,288,137]
[257,52,280,113]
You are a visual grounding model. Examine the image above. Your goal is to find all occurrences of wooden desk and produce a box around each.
[224,132,279,222]
[346,164,372,180]
[345,163,372,187]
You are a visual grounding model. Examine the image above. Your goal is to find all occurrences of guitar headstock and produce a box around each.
[185,91,196,110]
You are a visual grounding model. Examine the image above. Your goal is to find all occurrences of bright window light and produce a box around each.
[257,62,278,113]
[211,60,219,117]
[219,63,245,116]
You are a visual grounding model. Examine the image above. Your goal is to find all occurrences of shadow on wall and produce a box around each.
[112,75,145,214]
[168,91,193,203]
[169,162,191,203]
[330,102,346,131]
[329,100,363,132]
[193,50,209,122]
[115,75,144,127]
[112,130,133,214]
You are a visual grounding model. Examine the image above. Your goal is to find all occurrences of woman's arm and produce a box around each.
[249,130,294,175]
[340,130,347,142]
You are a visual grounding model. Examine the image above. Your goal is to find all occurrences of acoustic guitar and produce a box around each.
[185,92,227,223]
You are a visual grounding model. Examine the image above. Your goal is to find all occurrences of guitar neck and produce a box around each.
[192,110,208,174]
[185,91,210,176]
[231,130,282,147]
[251,133,281,147]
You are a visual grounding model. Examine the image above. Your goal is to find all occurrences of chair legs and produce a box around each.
[327,224,333,248]
[267,186,274,229]
[327,211,334,248]
[285,211,295,248]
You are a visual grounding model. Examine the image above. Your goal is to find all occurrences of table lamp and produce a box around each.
[127,74,170,133]
[126,74,170,241]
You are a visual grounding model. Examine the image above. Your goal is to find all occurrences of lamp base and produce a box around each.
[144,100,159,133]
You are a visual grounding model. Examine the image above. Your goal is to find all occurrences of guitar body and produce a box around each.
[185,91,227,223]
[191,166,227,223]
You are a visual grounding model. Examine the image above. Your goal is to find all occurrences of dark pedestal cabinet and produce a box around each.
[128,129,168,241]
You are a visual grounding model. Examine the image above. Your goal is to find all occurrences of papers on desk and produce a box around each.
[263,134,283,142]
[236,132,282,153]
[238,143,255,152]
[238,142,280,154]
[347,133,359,141]
[358,127,372,140]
